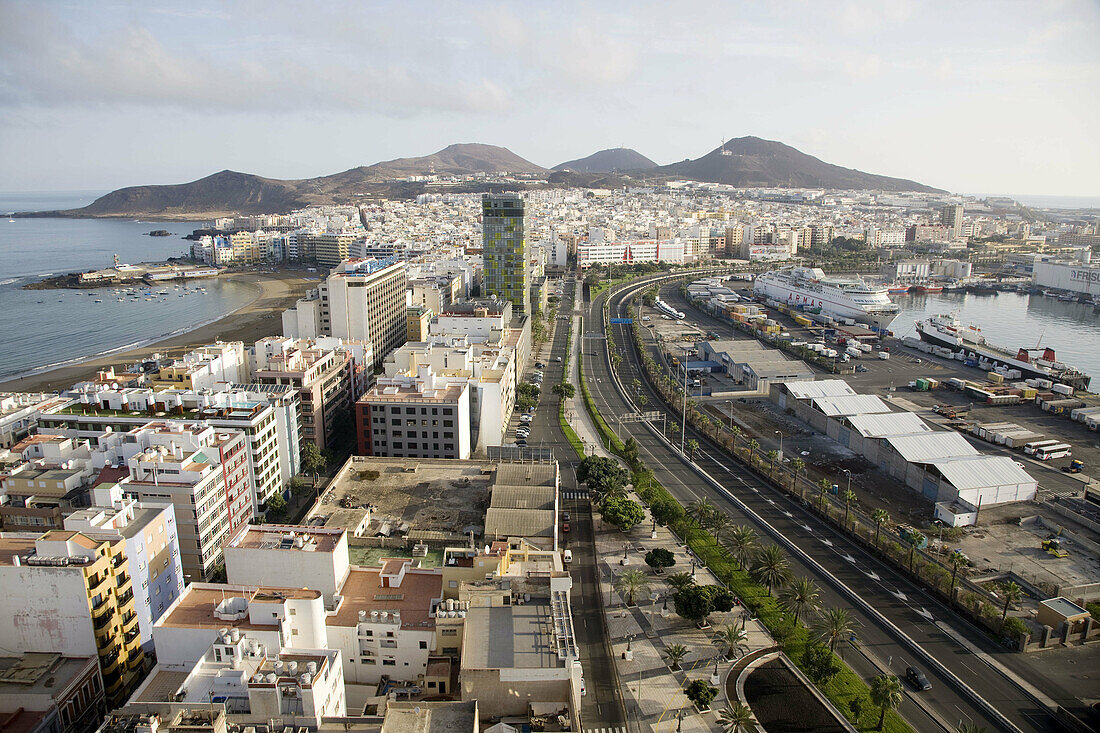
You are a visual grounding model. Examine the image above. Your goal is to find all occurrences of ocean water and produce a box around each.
[0,199,258,381]
[892,291,1100,387]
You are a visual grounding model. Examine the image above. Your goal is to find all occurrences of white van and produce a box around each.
[563,549,573,563]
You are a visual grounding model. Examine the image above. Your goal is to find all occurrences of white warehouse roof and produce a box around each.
[784,380,857,400]
[931,455,1037,492]
[812,394,891,417]
[847,412,932,438]
[885,431,977,462]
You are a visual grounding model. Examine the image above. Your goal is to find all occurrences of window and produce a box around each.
[419,640,428,649]
[382,659,396,666]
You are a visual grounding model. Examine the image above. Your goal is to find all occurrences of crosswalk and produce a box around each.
[584,727,627,733]
[563,490,590,500]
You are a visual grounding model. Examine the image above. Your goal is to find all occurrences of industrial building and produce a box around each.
[1031,256,1100,297]
[696,340,814,393]
[772,380,1037,525]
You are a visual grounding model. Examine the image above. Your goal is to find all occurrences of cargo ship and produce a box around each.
[911,283,943,293]
[916,313,1091,390]
[754,267,900,329]
[886,283,911,294]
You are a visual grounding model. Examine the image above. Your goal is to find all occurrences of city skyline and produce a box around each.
[0,1,1097,196]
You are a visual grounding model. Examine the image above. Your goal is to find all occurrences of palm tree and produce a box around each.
[729,425,743,452]
[841,488,857,528]
[1000,581,1022,631]
[723,525,758,569]
[956,725,987,733]
[688,497,716,530]
[906,530,926,573]
[791,457,806,497]
[750,544,792,596]
[948,550,968,603]
[765,450,780,477]
[818,477,832,513]
[687,438,700,460]
[665,572,696,594]
[870,673,903,730]
[779,576,821,626]
[871,508,889,549]
[614,569,651,606]
[709,510,732,541]
[663,643,689,670]
[718,702,757,733]
[713,623,750,660]
[814,606,858,653]
[747,438,760,466]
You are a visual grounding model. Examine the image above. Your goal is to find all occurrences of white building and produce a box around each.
[1032,256,1100,297]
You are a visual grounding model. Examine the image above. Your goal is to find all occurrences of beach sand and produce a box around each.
[0,270,317,394]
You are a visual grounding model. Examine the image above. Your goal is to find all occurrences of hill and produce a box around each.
[657,136,942,193]
[552,147,656,173]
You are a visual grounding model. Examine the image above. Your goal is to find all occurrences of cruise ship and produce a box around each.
[916,313,1091,390]
[754,267,900,329]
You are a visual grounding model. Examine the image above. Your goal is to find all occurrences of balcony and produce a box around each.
[112,555,126,570]
[379,639,398,649]
[99,652,121,675]
[95,622,117,644]
[86,574,109,594]
[91,596,113,618]
[127,649,146,671]
[93,610,114,630]
[115,573,132,594]
[117,588,134,607]
[121,611,138,629]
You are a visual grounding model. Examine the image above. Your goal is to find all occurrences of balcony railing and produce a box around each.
[117,588,134,606]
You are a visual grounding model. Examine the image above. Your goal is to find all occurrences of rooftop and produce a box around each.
[158,585,322,630]
[462,601,560,670]
[226,525,345,554]
[1039,596,1089,618]
[783,379,858,400]
[327,565,442,630]
[381,700,478,733]
[0,653,95,697]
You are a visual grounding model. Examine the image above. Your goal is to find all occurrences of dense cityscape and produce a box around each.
[1,3,1098,733]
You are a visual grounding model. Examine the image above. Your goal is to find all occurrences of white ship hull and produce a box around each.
[754,270,899,329]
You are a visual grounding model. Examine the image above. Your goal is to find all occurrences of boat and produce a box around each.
[916,313,1091,390]
[886,283,911,294]
[912,283,943,293]
[753,266,899,329]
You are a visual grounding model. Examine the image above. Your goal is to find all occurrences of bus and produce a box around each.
[1023,439,1060,456]
[1034,443,1072,461]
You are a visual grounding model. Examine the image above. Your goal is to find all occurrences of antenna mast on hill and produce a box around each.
[721,139,732,157]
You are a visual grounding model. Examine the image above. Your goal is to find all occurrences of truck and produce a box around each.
[878,351,891,360]
[898,524,928,549]
[1062,459,1085,474]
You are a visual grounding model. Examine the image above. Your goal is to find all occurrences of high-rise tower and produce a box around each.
[941,204,964,239]
[482,194,529,314]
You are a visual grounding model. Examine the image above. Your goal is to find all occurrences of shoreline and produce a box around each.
[0,270,317,394]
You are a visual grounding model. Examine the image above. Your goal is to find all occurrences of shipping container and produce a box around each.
[987,372,1005,384]
[1052,383,1074,396]
[1004,431,1044,449]
[1070,406,1100,422]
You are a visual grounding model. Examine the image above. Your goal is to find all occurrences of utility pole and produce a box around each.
[681,365,688,456]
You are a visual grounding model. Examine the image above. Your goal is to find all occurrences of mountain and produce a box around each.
[552,147,656,173]
[43,144,547,218]
[657,136,942,193]
[72,170,311,218]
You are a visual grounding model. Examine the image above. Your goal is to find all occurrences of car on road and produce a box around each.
[579,677,586,696]
[905,666,932,691]
[535,361,544,368]
[517,429,531,438]
[520,414,533,423]
[562,521,570,533]
[562,511,570,522]
[554,356,562,362]
[855,364,869,372]
[515,439,528,446]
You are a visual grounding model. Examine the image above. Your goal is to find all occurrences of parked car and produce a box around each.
[562,521,570,533]
[562,511,570,522]
[520,414,533,423]
[905,666,932,691]
[555,356,562,362]
[535,361,544,368]
[855,364,869,372]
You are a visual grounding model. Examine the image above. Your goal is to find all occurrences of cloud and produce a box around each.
[0,4,509,115]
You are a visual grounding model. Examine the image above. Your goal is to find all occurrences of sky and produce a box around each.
[1,0,1098,196]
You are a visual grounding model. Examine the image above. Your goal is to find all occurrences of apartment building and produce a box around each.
[406,304,433,342]
[282,259,407,370]
[0,653,105,733]
[482,194,529,314]
[63,488,184,652]
[0,531,145,707]
[576,238,687,267]
[941,204,965,239]
[408,274,462,315]
[252,337,355,451]
[37,386,299,511]
[299,232,365,268]
[146,342,249,391]
[355,366,471,459]
[1,393,65,449]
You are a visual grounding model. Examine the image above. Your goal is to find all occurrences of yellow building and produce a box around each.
[406,305,434,342]
[0,530,145,706]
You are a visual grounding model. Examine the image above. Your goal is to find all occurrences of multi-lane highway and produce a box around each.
[581,274,1069,733]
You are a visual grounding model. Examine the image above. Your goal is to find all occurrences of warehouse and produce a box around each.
[771,380,1038,525]
[697,340,814,392]
[1031,258,1100,296]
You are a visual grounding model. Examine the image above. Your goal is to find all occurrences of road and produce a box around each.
[521,277,629,733]
[583,275,1064,733]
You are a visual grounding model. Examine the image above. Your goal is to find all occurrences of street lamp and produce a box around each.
[690,559,697,578]
[775,430,784,461]
[726,400,735,430]
[843,467,852,495]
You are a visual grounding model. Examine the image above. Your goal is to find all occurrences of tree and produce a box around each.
[765,450,780,477]
[906,530,926,573]
[1000,581,1022,631]
[602,497,645,532]
[750,544,792,596]
[713,624,749,660]
[872,509,890,549]
[578,455,629,499]
[645,548,676,573]
[684,679,718,710]
[842,488,857,528]
[300,442,326,489]
[780,576,821,626]
[801,642,840,684]
[814,607,858,653]
[614,569,651,606]
[718,702,757,733]
[665,572,696,594]
[870,673,903,730]
[650,497,684,527]
[818,477,833,511]
[288,475,308,499]
[686,438,700,460]
[956,726,987,733]
[265,492,287,518]
[631,378,642,394]
[709,510,732,541]
[724,525,758,569]
[747,438,760,465]
[687,497,717,531]
[663,643,689,670]
[791,457,806,497]
[674,584,721,626]
[622,437,641,469]
[551,382,576,400]
[948,550,968,602]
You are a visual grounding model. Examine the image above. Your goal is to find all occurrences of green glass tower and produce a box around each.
[482,193,529,314]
